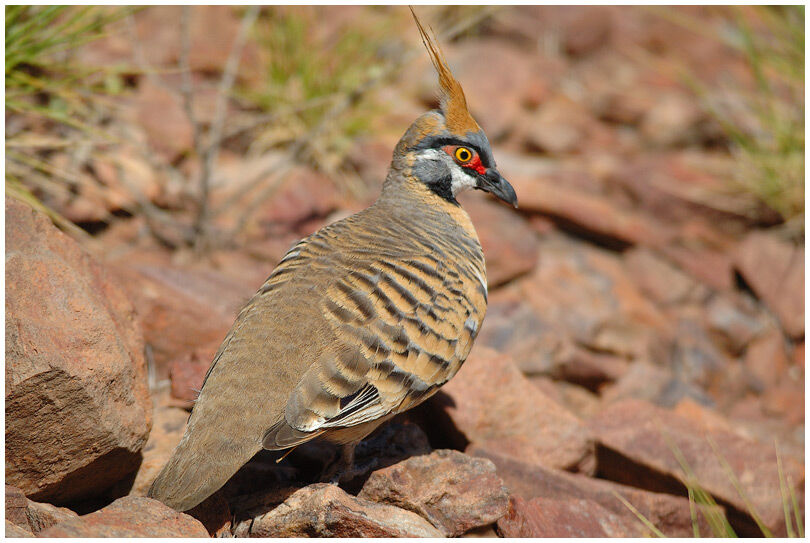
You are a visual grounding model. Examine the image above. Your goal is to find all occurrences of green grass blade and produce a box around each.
[612,490,667,538]
[687,487,701,538]
[707,436,773,537]
[776,443,797,537]
[659,428,736,537]
[5,176,91,241]
[787,474,804,538]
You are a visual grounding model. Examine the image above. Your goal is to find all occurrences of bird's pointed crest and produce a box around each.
[410,7,480,136]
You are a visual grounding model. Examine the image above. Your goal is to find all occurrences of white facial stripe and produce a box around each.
[415,148,442,160]
[449,163,476,195]
[415,148,477,197]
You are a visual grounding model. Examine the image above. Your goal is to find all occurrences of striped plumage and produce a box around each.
[148,9,517,512]
[263,178,488,444]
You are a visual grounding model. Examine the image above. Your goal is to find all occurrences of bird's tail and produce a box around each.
[147,421,261,512]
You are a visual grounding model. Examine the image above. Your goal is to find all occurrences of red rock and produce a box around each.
[40,496,208,537]
[79,7,175,69]
[233,483,443,537]
[561,7,613,56]
[510,171,669,248]
[257,166,344,235]
[659,243,735,291]
[734,232,804,339]
[498,494,633,537]
[85,6,261,84]
[204,248,281,293]
[91,150,162,212]
[609,154,765,235]
[5,199,152,504]
[205,151,287,222]
[475,292,559,376]
[794,342,804,369]
[5,486,29,530]
[522,95,593,155]
[185,5,261,77]
[359,449,509,536]
[242,231,306,270]
[234,420,434,504]
[670,311,736,391]
[530,377,602,420]
[761,377,805,425]
[6,521,34,538]
[25,501,78,534]
[132,80,194,163]
[6,485,78,534]
[589,398,805,536]
[225,421,433,517]
[520,75,550,110]
[435,347,594,473]
[111,258,254,382]
[527,214,556,235]
[225,485,303,525]
[640,91,706,147]
[744,328,790,391]
[44,154,112,223]
[624,247,705,306]
[516,234,669,361]
[600,362,713,408]
[726,396,805,460]
[473,446,722,538]
[592,84,656,126]
[449,39,537,140]
[169,341,219,405]
[458,194,539,287]
[673,398,737,435]
[706,293,767,355]
[347,139,394,189]
[549,342,630,391]
[575,45,653,123]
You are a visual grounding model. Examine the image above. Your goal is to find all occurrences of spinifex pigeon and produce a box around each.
[149,9,517,511]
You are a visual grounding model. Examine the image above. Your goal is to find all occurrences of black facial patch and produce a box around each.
[411,157,458,205]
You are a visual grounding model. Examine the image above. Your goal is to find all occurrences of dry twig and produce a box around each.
[181,5,260,250]
[218,5,500,238]
[114,6,498,250]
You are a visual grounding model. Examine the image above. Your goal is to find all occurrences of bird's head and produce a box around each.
[388,9,517,209]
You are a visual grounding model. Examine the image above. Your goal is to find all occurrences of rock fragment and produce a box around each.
[589,398,804,536]
[5,199,151,504]
[233,483,443,538]
[359,449,509,536]
[39,496,208,538]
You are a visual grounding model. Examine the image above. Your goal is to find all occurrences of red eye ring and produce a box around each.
[442,145,486,175]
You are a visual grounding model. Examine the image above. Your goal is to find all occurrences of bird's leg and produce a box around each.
[322,442,357,485]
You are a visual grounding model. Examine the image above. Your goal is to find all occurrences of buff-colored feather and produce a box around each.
[410,7,481,136]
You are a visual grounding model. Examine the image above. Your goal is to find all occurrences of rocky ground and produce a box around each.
[6,6,804,538]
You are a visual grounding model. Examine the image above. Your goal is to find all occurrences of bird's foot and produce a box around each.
[320,442,358,485]
[325,456,379,485]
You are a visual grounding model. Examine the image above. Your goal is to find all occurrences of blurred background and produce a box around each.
[4,5,805,537]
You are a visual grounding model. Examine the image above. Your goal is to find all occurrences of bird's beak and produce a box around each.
[477,168,518,208]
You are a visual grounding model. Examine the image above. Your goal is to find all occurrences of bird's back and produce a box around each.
[148,193,488,511]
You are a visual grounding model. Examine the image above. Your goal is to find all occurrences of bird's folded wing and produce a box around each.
[275,250,486,440]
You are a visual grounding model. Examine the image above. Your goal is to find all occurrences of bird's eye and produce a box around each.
[454,147,473,163]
